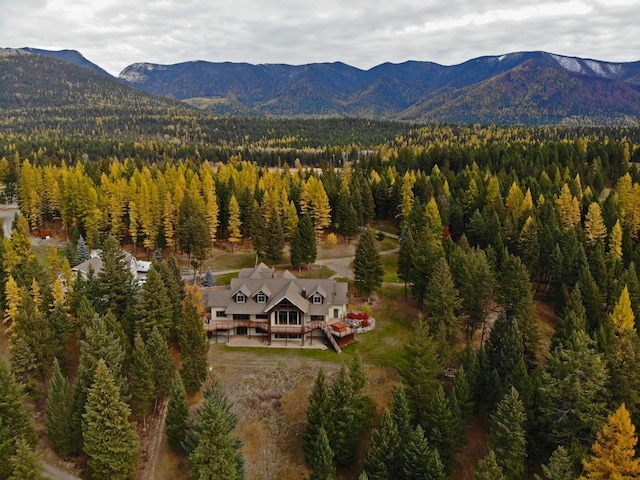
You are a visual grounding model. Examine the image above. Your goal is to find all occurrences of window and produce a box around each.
[277,311,301,325]
[216,311,227,318]
[275,333,301,339]
[311,315,325,322]
[333,309,339,318]
[236,293,245,303]
[255,314,269,320]
[312,293,323,304]
[236,327,248,335]
[256,292,267,303]
[233,314,250,320]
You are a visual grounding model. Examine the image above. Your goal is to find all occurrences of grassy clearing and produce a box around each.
[376,235,399,252]
[205,251,256,271]
[316,242,356,260]
[292,265,336,279]
[381,253,399,283]
[371,221,399,236]
[214,272,239,286]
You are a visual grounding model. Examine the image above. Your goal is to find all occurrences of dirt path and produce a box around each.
[42,462,82,480]
[137,398,169,480]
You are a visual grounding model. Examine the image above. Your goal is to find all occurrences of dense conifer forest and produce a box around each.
[2,118,640,479]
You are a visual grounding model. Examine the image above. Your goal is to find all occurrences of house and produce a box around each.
[201,263,354,352]
[71,249,139,279]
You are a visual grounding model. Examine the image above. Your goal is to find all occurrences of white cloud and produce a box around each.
[0,0,638,75]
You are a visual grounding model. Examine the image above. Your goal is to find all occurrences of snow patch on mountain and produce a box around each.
[551,54,584,74]
[119,63,167,83]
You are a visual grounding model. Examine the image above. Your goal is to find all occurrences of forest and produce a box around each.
[2,121,640,479]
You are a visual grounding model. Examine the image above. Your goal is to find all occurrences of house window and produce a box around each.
[275,333,301,339]
[236,327,248,335]
[216,311,227,318]
[277,311,300,325]
[256,292,267,303]
[310,315,325,322]
[236,293,245,303]
[255,314,269,320]
[333,309,339,318]
[312,294,323,304]
[233,314,250,320]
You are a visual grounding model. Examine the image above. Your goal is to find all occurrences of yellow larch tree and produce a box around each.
[610,220,623,260]
[163,192,177,250]
[617,173,633,223]
[4,275,20,330]
[399,172,415,228]
[610,286,635,333]
[580,404,640,480]
[300,176,331,237]
[557,183,581,229]
[228,194,243,251]
[506,181,525,221]
[585,202,608,245]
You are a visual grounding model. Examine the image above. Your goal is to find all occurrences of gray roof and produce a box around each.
[202,264,348,316]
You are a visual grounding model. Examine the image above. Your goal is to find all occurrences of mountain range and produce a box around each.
[3,47,640,125]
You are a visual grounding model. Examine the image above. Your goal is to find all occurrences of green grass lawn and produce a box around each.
[381,253,399,283]
[376,235,399,252]
[371,221,400,236]
[205,251,256,271]
[292,265,336,279]
[214,271,240,286]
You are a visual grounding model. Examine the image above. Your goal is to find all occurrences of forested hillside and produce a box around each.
[2,120,640,479]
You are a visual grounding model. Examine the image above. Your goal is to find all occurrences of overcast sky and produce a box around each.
[1,0,639,76]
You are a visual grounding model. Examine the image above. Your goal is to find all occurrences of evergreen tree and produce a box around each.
[82,360,139,480]
[188,391,244,480]
[96,236,136,322]
[0,361,37,476]
[353,227,384,302]
[290,214,317,269]
[227,194,243,251]
[264,204,284,264]
[453,366,474,425]
[401,425,446,480]
[539,330,610,463]
[425,257,462,340]
[421,383,459,468]
[45,358,73,456]
[304,369,330,464]
[489,387,527,480]
[473,451,506,480]
[485,313,525,400]
[166,371,189,452]
[579,404,640,480]
[496,253,540,369]
[146,325,173,407]
[158,254,186,336]
[128,333,154,420]
[178,190,210,268]
[70,315,126,453]
[309,426,337,480]
[551,284,587,350]
[76,235,89,263]
[391,386,413,441]
[202,268,216,287]
[47,300,73,374]
[134,265,172,339]
[179,290,209,394]
[362,409,400,480]
[7,438,44,480]
[534,446,575,480]
[400,318,443,426]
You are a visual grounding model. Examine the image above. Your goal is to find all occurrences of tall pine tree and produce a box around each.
[353,227,384,302]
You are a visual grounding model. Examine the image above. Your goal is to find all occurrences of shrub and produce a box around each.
[325,233,338,245]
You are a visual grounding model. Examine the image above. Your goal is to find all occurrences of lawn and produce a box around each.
[214,271,240,286]
[381,253,399,283]
[204,251,256,271]
[376,235,399,252]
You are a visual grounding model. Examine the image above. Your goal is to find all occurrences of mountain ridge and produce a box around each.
[4,47,640,125]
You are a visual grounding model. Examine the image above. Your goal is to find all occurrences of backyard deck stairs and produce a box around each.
[322,325,342,353]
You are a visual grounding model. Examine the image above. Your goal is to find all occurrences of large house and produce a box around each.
[201,263,355,352]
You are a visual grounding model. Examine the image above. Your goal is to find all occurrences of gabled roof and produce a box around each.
[308,285,327,299]
[238,262,275,279]
[231,284,252,298]
[254,284,271,298]
[264,280,309,313]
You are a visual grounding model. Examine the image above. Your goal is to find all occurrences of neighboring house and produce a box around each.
[60,249,142,289]
[202,263,355,352]
[71,249,139,279]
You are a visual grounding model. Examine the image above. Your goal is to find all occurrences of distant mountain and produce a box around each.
[119,51,640,125]
[3,47,114,78]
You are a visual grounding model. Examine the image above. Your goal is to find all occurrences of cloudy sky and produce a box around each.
[1,0,638,76]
